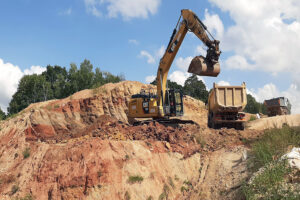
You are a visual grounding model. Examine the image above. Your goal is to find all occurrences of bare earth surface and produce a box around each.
[247,114,300,130]
[0,81,298,200]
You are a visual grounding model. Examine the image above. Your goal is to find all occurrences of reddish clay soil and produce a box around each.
[0,81,268,200]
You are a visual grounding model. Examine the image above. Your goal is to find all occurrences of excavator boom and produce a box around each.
[156,9,221,116]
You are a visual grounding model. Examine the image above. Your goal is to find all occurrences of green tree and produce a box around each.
[244,94,267,114]
[102,72,123,84]
[8,74,52,115]
[8,59,124,115]
[43,65,68,98]
[92,67,104,88]
[0,107,6,120]
[77,59,94,90]
[150,79,184,91]
[183,75,208,102]
[67,63,79,95]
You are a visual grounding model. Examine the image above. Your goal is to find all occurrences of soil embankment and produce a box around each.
[0,81,282,200]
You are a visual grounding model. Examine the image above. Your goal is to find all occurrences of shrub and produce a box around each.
[124,191,130,200]
[11,185,19,195]
[249,115,256,121]
[128,175,143,184]
[249,126,300,171]
[242,126,300,199]
[22,147,30,159]
[16,194,34,200]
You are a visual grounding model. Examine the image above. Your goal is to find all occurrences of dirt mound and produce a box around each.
[247,114,300,130]
[0,81,264,200]
[25,81,155,124]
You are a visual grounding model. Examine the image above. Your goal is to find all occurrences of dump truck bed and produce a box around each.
[208,83,247,113]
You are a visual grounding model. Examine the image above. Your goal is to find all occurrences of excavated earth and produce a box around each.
[0,81,293,200]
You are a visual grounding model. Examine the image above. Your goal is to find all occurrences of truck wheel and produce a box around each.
[237,123,244,130]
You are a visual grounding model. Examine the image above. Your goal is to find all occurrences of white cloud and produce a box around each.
[208,0,300,78]
[155,45,165,58]
[140,45,165,64]
[145,75,156,84]
[140,50,155,64]
[0,59,46,112]
[195,46,207,57]
[0,59,24,112]
[169,71,191,86]
[175,56,193,71]
[128,39,139,45]
[246,88,259,101]
[217,80,230,86]
[84,0,102,17]
[224,55,254,70]
[84,0,161,20]
[203,9,224,39]
[24,65,46,75]
[59,7,72,15]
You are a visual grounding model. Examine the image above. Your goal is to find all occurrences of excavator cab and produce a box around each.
[164,89,184,117]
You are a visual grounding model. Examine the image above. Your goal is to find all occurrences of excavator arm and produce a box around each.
[156,9,221,116]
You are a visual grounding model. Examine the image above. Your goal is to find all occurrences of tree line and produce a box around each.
[151,74,209,103]
[0,59,124,118]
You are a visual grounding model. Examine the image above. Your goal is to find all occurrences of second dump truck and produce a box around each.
[208,82,247,130]
[264,97,291,117]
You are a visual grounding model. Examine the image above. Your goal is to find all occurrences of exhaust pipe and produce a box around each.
[188,56,220,77]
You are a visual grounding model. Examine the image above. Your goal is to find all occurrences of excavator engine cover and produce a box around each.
[188,56,220,77]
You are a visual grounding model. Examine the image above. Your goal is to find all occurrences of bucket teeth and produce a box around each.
[188,56,220,77]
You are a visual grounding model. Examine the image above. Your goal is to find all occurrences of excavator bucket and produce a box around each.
[188,56,220,77]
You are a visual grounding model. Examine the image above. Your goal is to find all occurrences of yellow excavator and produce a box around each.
[128,9,221,120]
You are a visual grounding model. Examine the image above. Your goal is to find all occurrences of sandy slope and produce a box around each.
[247,114,300,130]
[0,81,265,200]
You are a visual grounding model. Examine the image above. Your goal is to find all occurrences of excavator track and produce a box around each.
[132,118,197,126]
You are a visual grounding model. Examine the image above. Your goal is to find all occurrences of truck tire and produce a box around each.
[236,123,244,130]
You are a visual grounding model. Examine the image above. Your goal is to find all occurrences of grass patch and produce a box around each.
[11,185,19,195]
[249,126,300,171]
[97,171,102,178]
[46,105,52,110]
[146,195,153,200]
[92,87,107,97]
[128,175,143,184]
[124,191,130,200]
[54,104,60,109]
[15,194,34,200]
[242,125,300,199]
[168,177,175,189]
[158,184,170,200]
[242,160,300,199]
[22,147,30,159]
[249,115,256,122]
[192,134,206,148]
[181,180,193,193]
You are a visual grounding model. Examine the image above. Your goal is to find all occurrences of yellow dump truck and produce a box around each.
[208,82,247,130]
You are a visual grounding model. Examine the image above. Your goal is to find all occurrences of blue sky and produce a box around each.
[0,0,300,113]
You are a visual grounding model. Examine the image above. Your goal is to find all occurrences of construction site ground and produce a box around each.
[0,81,299,200]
